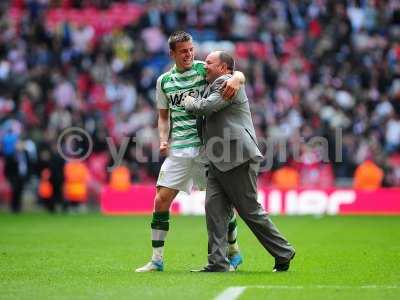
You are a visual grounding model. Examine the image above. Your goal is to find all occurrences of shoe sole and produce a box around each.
[135,268,163,272]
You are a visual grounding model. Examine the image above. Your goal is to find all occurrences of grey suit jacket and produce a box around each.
[184,74,263,172]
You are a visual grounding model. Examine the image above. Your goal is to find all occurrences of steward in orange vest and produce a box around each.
[63,160,89,202]
[272,166,300,190]
[353,160,384,190]
[38,168,53,200]
[109,165,131,192]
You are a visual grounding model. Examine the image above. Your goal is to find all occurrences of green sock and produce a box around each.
[151,211,169,261]
[228,216,238,244]
[228,216,240,255]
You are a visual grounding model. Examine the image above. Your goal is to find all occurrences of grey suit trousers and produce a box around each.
[205,160,295,271]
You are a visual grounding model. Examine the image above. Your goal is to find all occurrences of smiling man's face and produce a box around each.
[205,52,223,83]
[170,41,194,71]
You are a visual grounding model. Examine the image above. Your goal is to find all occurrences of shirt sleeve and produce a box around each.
[184,78,231,117]
[156,76,169,109]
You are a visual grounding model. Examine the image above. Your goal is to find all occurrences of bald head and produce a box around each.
[205,51,235,83]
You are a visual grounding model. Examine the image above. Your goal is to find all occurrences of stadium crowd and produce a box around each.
[1,0,400,212]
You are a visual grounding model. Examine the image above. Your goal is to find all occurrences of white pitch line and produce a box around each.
[247,285,400,290]
[215,285,400,300]
[360,285,399,289]
[214,287,247,300]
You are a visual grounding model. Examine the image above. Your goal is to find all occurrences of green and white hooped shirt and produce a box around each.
[156,60,207,158]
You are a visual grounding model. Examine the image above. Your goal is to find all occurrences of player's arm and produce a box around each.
[158,109,169,156]
[220,70,245,99]
[183,78,230,117]
[156,76,170,156]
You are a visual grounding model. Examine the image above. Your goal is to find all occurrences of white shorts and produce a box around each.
[156,155,207,194]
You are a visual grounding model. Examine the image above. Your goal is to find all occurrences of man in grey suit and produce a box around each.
[183,51,295,272]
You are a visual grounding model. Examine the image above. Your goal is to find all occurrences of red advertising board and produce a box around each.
[100,185,400,215]
[260,188,400,215]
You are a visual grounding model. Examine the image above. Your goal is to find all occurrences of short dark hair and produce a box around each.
[218,51,235,73]
[168,31,192,50]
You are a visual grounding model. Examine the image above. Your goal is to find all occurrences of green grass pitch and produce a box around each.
[1,213,399,300]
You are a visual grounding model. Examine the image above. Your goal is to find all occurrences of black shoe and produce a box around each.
[273,251,295,272]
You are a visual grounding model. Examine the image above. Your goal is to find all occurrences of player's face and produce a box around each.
[170,41,194,71]
[205,52,222,83]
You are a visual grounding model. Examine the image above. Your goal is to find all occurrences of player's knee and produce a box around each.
[154,192,172,210]
[154,193,166,205]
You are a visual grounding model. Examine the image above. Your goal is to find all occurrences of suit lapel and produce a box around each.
[203,83,212,98]
[196,83,212,145]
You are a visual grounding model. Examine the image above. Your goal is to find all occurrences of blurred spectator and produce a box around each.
[297,144,335,188]
[37,141,65,213]
[3,140,32,213]
[0,119,30,212]
[385,113,400,154]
